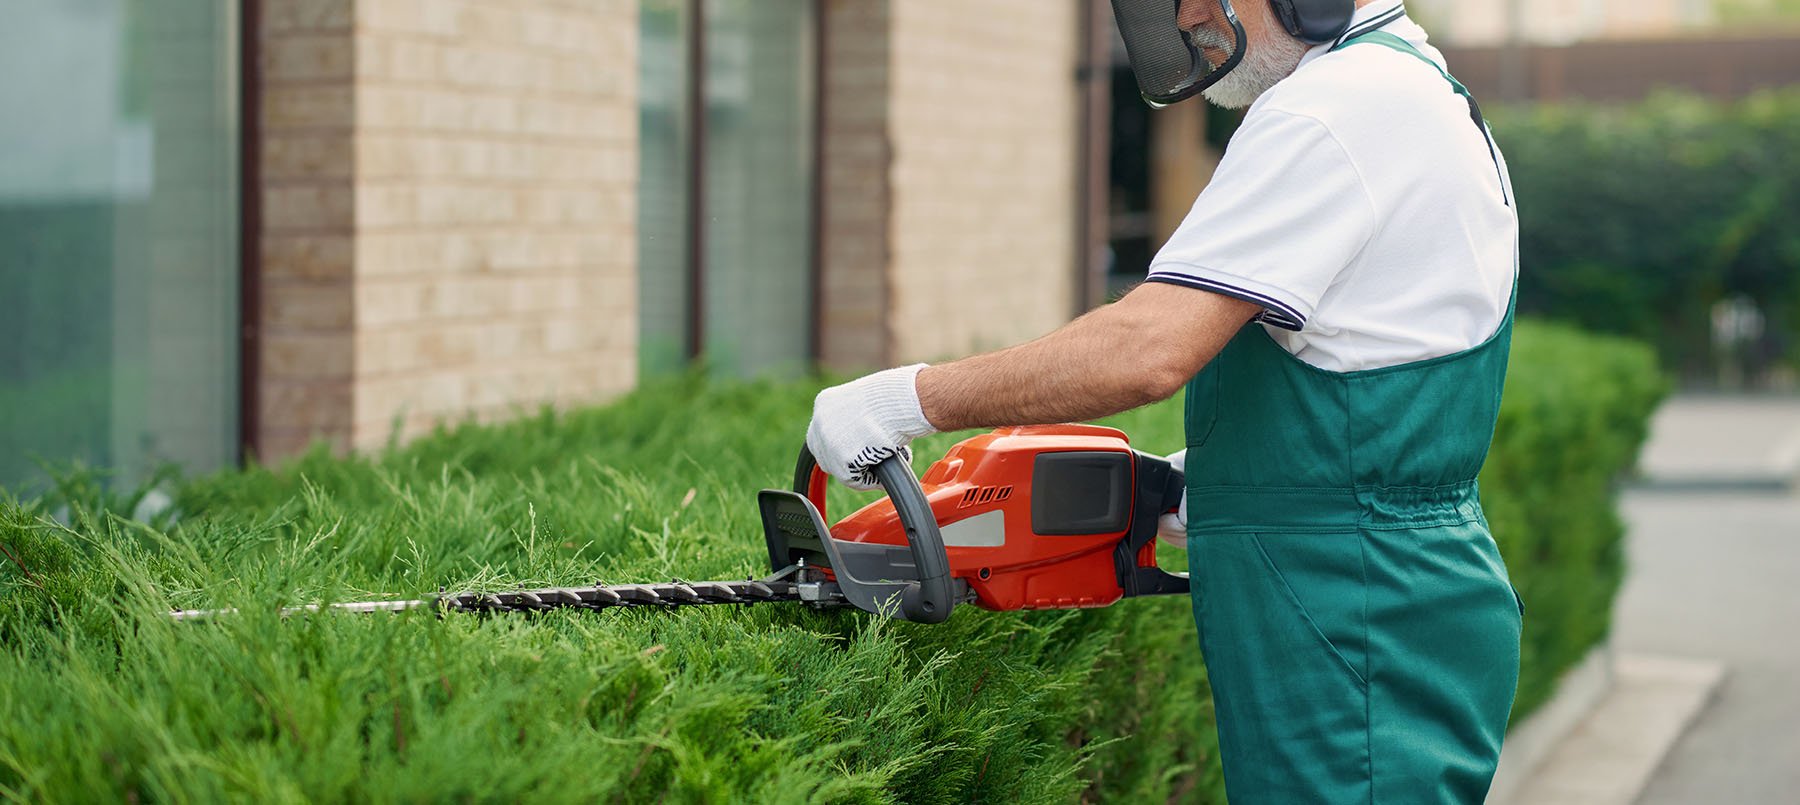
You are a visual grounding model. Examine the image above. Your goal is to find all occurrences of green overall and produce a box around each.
[1184,32,1522,804]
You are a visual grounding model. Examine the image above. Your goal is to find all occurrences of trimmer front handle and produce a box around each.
[781,447,955,624]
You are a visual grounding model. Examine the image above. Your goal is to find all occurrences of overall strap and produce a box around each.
[1334,30,1510,206]
[1334,31,1471,97]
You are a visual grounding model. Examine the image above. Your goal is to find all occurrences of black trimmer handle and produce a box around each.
[794,446,955,623]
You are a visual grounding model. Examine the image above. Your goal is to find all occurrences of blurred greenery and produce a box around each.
[1492,89,1800,386]
[0,321,1660,801]
[1718,0,1800,23]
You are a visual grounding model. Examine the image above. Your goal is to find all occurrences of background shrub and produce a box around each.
[0,321,1660,802]
[1492,90,1800,384]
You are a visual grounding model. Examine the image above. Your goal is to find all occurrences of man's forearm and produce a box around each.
[915,283,1259,432]
[916,314,1169,431]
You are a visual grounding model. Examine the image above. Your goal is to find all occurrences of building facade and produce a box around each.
[1,0,1104,489]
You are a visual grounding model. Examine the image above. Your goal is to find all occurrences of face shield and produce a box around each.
[1110,0,1247,108]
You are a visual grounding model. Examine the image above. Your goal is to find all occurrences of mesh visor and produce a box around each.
[1111,0,1245,107]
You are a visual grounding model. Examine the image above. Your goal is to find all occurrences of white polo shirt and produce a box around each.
[1146,4,1518,372]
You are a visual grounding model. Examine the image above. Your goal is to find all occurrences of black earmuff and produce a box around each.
[1269,0,1356,45]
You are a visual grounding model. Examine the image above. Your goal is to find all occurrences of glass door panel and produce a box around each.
[701,0,816,378]
[0,0,240,493]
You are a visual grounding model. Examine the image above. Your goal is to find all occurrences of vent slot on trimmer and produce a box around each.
[959,485,1013,508]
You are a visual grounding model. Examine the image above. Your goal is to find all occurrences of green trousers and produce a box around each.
[1187,501,1522,802]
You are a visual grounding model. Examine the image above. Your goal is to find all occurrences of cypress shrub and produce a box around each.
[1479,321,1667,719]
[0,320,1660,802]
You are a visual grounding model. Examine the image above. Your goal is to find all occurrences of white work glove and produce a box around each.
[1157,449,1189,549]
[806,364,938,490]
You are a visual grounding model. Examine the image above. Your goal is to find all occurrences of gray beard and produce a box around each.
[1191,22,1311,110]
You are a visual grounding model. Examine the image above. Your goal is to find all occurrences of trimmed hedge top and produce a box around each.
[0,320,1660,802]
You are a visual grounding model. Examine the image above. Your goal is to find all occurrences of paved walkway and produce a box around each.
[1614,395,1800,803]
[1636,395,1800,487]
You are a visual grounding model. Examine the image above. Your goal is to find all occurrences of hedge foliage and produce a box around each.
[1478,321,1667,718]
[1492,90,1800,381]
[0,321,1659,802]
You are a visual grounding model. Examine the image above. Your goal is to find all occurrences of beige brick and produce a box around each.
[351,372,465,432]
[352,135,421,179]
[354,280,429,327]
[350,231,440,277]
[441,46,531,90]
[551,55,625,98]
[264,133,354,180]
[414,327,480,368]
[456,4,524,44]
[355,85,426,130]
[472,320,549,363]
[264,282,355,331]
[263,185,355,231]
[263,85,354,129]
[883,0,1078,362]
[816,0,895,367]
[263,332,354,378]
[466,277,520,316]
[354,184,419,228]
[261,379,353,434]
[257,0,642,460]
[355,0,436,36]
[263,34,353,82]
[588,103,634,142]
[353,331,404,375]
[389,39,444,83]
[263,0,354,35]
[503,274,577,314]
[464,94,521,134]
[431,232,491,273]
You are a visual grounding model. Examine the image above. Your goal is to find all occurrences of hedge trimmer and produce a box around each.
[172,425,1189,622]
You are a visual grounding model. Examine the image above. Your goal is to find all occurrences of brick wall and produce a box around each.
[348,0,638,448]
[259,0,358,459]
[884,1,1080,363]
[818,0,892,371]
[818,0,1083,370]
[256,0,638,458]
[255,0,1083,458]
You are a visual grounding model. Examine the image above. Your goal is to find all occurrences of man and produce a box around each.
[806,1,1522,801]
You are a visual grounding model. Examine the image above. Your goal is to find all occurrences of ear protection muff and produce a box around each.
[1269,0,1356,45]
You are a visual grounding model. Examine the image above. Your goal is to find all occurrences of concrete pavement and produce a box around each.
[1500,394,1800,804]
[1508,654,1724,805]
[1636,395,1800,489]
[1618,490,1800,804]
[1628,395,1800,804]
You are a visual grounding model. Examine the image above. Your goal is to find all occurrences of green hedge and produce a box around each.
[0,320,1660,802]
[1478,321,1667,718]
[1492,90,1800,382]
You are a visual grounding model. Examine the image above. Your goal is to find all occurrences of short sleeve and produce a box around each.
[1146,109,1376,331]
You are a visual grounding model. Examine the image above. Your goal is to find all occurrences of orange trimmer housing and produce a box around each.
[788,425,1188,613]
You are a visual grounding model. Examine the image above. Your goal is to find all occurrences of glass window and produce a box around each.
[637,0,694,376]
[0,1,240,493]
[637,0,816,380]
[700,0,816,378]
